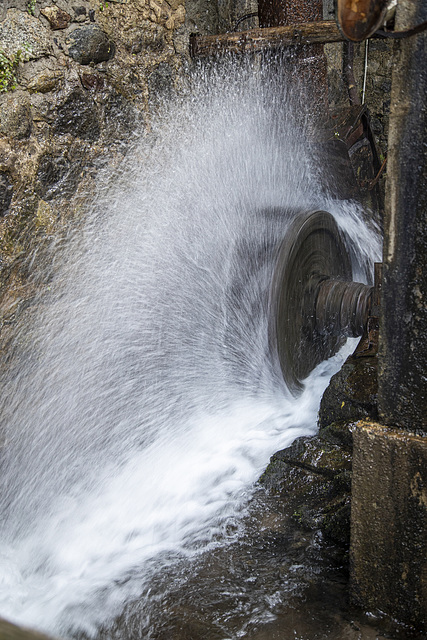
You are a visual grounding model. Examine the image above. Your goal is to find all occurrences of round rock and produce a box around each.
[0,92,32,139]
[67,25,115,65]
[40,6,71,30]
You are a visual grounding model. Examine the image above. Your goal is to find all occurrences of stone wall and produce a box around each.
[0,0,393,328]
[0,0,222,330]
[0,0,187,277]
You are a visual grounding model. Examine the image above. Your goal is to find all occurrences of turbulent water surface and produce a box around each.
[0,61,380,638]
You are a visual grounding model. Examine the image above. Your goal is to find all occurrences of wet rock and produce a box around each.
[124,23,167,54]
[80,71,104,91]
[36,150,81,201]
[261,424,354,546]
[0,616,56,640]
[0,139,16,173]
[27,91,56,125]
[27,69,63,94]
[0,9,52,59]
[0,172,13,216]
[40,6,71,30]
[35,199,55,232]
[148,62,173,104]
[52,89,100,141]
[320,420,354,449]
[102,93,143,141]
[273,432,352,479]
[67,25,115,65]
[185,0,219,34]
[263,338,381,550]
[322,494,351,545]
[351,422,427,629]
[0,91,32,139]
[318,351,378,429]
[261,455,335,534]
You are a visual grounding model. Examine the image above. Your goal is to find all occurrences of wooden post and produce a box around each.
[189,21,346,58]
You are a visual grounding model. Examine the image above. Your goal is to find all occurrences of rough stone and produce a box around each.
[165,4,185,30]
[40,6,71,30]
[168,0,185,10]
[185,0,219,34]
[124,22,167,54]
[27,92,56,125]
[52,89,100,140]
[27,69,63,94]
[36,150,82,201]
[351,422,427,631]
[73,6,88,19]
[19,57,65,93]
[35,199,55,232]
[273,433,352,479]
[260,423,353,547]
[80,70,104,91]
[0,91,32,139]
[0,9,52,59]
[67,25,115,65]
[102,93,143,141]
[148,62,174,102]
[0,616,56,640]
[0,172,13,216]
[0,139,16,173]
[318,351,378,429]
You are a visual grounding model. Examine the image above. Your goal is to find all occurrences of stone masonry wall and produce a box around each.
[0,0,186,263]
[0,0,224,334]
[0,0,392,337]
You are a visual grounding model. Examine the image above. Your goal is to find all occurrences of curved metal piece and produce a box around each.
[269,210,372,394]
[336,0,393,42]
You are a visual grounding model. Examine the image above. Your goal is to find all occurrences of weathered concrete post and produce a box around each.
[378,0,427,431]
[350,0,427,630]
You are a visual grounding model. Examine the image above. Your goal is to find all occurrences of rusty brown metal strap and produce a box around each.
[190,20,345,58]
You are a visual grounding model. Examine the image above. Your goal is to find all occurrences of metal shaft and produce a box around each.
[315,278,373,338]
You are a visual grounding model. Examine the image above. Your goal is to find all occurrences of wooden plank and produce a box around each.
[190,21,346,58]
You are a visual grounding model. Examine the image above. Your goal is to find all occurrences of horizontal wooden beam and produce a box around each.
[190,21,347,58]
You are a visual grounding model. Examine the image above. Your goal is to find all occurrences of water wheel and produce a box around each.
[269,210,373,394]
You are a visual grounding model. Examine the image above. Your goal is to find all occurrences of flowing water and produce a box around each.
[0,61,380,638]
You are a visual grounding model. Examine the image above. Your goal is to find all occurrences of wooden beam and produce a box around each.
[190,21,346,58]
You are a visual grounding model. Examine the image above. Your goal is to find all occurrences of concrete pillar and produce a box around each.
[350,0,427,630]
[351,423,427,630]
[378,0,427,432]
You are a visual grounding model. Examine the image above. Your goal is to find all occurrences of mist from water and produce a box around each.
[0,60,380,637]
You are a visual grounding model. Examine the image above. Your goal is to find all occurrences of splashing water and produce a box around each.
[0,61,380,637]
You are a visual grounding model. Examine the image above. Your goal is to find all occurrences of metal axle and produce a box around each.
[315,278,373,338]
